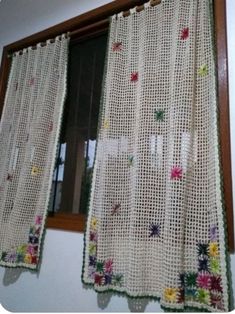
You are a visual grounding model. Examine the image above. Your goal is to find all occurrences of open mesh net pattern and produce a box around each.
[0,36,68,269]
[83,0,230,311]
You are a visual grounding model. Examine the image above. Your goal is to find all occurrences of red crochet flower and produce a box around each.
[94,273,104,286]
[171,166,183,180]
[211,275,223,292]
[131,72,138,82]
[104,259,113,274]
[181,27,189,40]
[112,42,123,51]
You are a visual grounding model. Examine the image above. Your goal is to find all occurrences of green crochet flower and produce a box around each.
[89,243,96,256]
[16,244,27,255]
[154,109,165,121]
[96,261,104,273]
[210,257,221,274]
[198,64,208,76]
[185,272,197,287]
[112,274,123,286]
[197,288,210,305]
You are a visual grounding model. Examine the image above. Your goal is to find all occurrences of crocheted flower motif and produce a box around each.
[198,64,208,76]
[89,255,96,267]
[210,275,223,292]
[104,273,113,285]
[197,288,210,304]
[154,109,165,121]
[89,243,97,256]
[185,272,197,287]
[197,272,211,289]
[197,243,209,256]
[210,291,224,310]
[111,203,121,215]
[88,266,96,279]
[131,72,138,82]
[29,77,35,86]
[6,173,13,181]
[128,155,134,166]
[112,274,123,286]
[209,225,218,241]
[209,242,219,257]
[210,258,221,274]
[181,27,189,40]
[171,166,182,180]
[103,119,109,129]
[31,166,40,176]
[16,244,27,255]
[104,258,113,273]
[35,215,43,225]
[4,252,17,263]
[164,288,178,302]
[91,217,98,231]
[198,257,209,272]
[94,273,104,286]
[112,42,123,51]
[24,253,32,264]
[149,223,161,237]
[96,261,104,272]
[90,231,98,242]
[185,288,197,300]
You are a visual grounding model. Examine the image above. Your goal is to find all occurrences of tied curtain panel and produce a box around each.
[83,0,231,312]
[0,36,68,269]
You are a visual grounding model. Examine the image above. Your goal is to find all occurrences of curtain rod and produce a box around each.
[8,0,161,58]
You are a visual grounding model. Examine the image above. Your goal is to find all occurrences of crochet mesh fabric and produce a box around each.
[0,36,68,269]
[83,0,230,311]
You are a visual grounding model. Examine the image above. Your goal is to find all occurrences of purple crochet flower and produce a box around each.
[149,223,161,237]
[210,225,218,241]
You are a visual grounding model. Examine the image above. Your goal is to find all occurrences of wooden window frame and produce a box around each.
[0,0,233,252]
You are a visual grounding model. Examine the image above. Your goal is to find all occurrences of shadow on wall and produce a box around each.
[83,284,150,312]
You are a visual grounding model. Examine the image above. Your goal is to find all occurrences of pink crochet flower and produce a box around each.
[94,273,104,286]
[35,215,43,225]
[197,272,211,289]
[131,72,138,82]
[104,259,113,274]
[171,166,183,180]
[112,42,123,51]
[181,27,189,40]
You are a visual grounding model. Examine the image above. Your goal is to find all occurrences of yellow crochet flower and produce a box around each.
[89,243,97,256]
[164,288,178,302]
[209,242,219,257]
[24,253,32,264]
[198,64,208,76]
[31,166,40,176]
[103,119,109,129]
[91,217,98,231]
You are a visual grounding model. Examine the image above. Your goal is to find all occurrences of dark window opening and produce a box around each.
[48,33,108,215]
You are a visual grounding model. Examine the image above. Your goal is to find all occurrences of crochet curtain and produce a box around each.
[83,0,231,312]
[0,36,68,269]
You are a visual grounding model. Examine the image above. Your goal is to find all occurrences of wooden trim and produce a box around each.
[46,213,86,232]
[0,0,234,250]
[214,0,234,253]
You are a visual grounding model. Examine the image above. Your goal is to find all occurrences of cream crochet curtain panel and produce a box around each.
[83,0,232,312]
[0,36,68,269]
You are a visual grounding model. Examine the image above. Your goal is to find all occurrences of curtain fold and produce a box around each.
[82,0,231,311]
[0,35,69,269]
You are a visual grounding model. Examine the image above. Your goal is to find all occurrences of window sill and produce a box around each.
[46,213,86,233]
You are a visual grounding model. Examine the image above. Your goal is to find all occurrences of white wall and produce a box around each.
[0,0,234,312]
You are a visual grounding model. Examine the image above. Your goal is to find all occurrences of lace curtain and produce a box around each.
[82,0,231,312]
[0,35,69,269]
